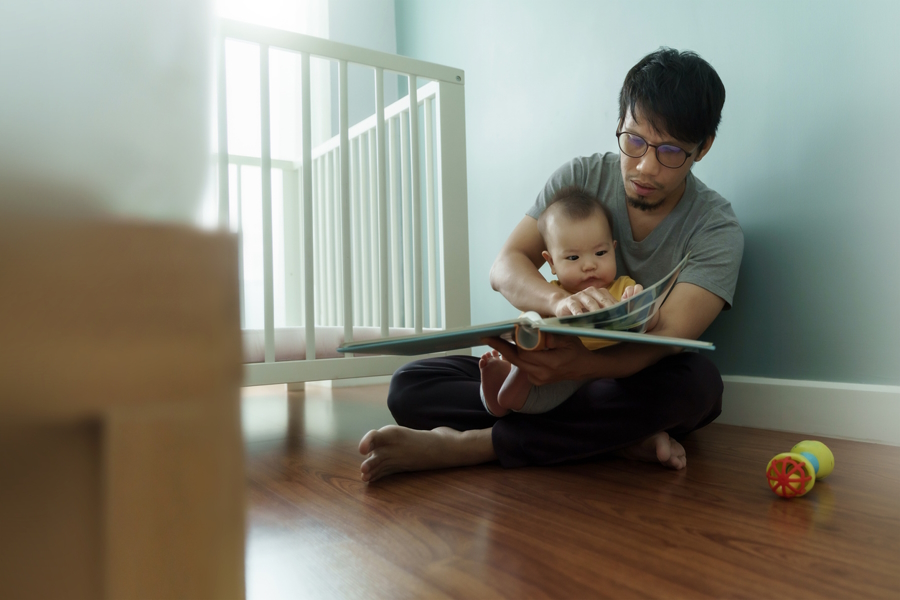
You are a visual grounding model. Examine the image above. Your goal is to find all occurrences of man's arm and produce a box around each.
[486,282,725,385]
[489,216,563,313]
[490,216,619,315]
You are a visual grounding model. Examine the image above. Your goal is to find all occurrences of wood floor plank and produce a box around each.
[243,384,900,599]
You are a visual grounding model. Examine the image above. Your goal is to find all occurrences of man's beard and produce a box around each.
[627,195,666,212]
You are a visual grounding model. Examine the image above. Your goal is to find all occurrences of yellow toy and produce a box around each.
[766,440,834,498]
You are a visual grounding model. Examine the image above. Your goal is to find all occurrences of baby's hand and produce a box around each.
[554,287,618,316]
[620,284,644,301]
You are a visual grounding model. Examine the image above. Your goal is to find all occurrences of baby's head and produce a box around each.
[538,186,617,293]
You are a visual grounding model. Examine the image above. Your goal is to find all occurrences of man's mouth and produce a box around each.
[631,180,657,196]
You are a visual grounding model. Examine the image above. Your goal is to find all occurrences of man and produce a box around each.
[358,48,743,482]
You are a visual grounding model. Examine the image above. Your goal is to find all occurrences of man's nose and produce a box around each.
[636,148,661,175]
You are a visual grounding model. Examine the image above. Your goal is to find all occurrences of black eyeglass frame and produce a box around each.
[615,131,697,169]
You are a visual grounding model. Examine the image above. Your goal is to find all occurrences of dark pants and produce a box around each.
[387,352,723,468]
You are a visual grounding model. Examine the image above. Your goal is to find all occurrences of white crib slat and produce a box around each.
[301,51,316,360]
[282,165,302,327]
[333,149,343,324]
[260,45,276,363]
[216,36,230,229]
[339,60,353,345]
[359,133,371,326]
[314,155,324,326]
[388,116,402,328]
[324,150,335,325]
[350,135,362,326]
[322,152,335,325]
[375,68,390,337]
[319,154,326,325]
[399,111,412,328]
[366,131,381,327]
[236,166,246,329]
[424,96,437,328]
[434,79,471,331]
[333,148,343,325]
[409,76,423,334]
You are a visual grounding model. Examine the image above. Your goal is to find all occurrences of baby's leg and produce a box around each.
[497,365,533,411]
[479,350,511,417]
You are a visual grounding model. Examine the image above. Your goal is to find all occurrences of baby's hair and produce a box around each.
[537,185,613,238]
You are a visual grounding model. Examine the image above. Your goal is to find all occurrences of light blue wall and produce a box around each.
[396,0,900,385]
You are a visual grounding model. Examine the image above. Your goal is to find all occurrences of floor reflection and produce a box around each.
[241,385,289,443]
[241,383,395,447]
[243,382,399,600]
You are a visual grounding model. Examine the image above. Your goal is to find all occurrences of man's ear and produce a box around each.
[542,250,556,274]
[694,136,715,162]
[613,240,617,250]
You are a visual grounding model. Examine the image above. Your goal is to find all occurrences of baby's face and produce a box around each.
[543,211,617,294]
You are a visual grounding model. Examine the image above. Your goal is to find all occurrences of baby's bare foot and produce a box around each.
[358,425,495,482]
[616,432,686,470]
[479,350,511,417]
[497,364,532,411]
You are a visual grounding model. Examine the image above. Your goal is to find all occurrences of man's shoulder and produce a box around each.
[566,152,622,200]
[686,173,740,227]
[568,151,619,174]
[529,152,621,219]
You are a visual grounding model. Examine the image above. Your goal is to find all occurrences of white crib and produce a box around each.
[215,20,471,387]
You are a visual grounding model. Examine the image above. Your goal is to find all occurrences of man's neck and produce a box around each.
[626,178,687,242]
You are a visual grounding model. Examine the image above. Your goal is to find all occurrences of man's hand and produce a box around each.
[554,287,619,316]
[485,333,593,386]
[488,282,726,384]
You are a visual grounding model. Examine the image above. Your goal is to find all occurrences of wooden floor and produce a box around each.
[242,383,900,599]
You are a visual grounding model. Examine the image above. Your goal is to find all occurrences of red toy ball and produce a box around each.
[766,453,816,498]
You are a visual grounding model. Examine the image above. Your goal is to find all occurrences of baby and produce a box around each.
[480,185,643,417]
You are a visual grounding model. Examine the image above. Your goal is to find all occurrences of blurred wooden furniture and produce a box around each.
[0,215,245,599]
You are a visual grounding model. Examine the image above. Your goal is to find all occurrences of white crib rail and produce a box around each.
[216,20,470,386]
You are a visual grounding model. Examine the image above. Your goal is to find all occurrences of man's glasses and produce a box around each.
[616,131,695,169]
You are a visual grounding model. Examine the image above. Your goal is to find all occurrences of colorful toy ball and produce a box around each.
[791,440,834,479]
[766,440,834,498]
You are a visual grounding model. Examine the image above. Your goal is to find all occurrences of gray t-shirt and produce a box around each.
[528,152,743,308]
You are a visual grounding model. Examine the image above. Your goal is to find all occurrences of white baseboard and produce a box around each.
[720,376,900,446]
[280,374,900,445]
[305,375,393,388]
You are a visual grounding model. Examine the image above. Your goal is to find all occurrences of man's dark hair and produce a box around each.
[538,185,613,239]
[619,48,725,149]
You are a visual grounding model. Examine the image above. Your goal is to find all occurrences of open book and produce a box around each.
[338,253,713,356]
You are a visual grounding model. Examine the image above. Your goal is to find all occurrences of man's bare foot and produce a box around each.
[497,364,532,411]
[479,350,511,417]
[615,432,686,470]
[358,425,495,482]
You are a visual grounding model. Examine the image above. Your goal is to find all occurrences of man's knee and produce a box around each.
[386,358,449,426]
[667,352,723,424]
[677,353,723,397]
[386,361,418,421]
